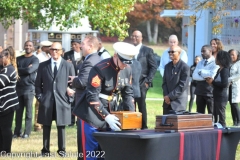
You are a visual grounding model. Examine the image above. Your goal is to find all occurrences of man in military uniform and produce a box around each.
[73,42,138,160]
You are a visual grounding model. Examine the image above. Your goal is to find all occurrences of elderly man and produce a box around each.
[73,42,137,160]
[97,37,111,60]
[162,46,190,114]
[131,30,157,129]
[35,42,75,157]
[159,35,188,77]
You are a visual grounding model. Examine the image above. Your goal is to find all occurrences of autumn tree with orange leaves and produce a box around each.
[127,0,183,44]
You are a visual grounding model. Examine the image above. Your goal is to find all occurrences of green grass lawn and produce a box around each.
[7,43,240,159]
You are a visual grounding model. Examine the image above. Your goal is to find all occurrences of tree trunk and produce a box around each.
[146,20,153,43]
[152,21,158,44]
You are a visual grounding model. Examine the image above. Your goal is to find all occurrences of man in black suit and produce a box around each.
[162,46,190,114]
[64,39,84,126]
[131,30,157,129]
[68,35,102,160]
[35,42,75,157]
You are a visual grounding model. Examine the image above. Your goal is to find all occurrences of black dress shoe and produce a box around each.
[41,152,51,157]
[12,134,21,138]
[68,124,74,127]
[21,134,29,139]
[57,150,66,157]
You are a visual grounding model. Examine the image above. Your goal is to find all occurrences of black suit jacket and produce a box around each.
[72,53,102,102]
[137,45,157,87]
[35,58,75,125]
[64,50,84,75]
[162,60,190,111]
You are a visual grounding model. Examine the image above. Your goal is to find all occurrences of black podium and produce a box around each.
[93,128,240,160]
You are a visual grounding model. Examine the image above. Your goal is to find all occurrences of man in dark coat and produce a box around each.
[35,42,75,157]
[63,39,84,126]
[162,46,190,114]
[131,30,157,129]
[73,42,138,160]
[68,35,101,160]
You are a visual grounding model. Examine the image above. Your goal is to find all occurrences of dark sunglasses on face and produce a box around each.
[168,50,178,54]
[50,48,62,52]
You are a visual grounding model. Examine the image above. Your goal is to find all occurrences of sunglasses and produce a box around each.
[168,50,178,54]
[50,48,62,52]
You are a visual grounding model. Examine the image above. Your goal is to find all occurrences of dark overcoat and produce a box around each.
[162,59,190,111]
[35,58,75,125]
[72,53,102,102]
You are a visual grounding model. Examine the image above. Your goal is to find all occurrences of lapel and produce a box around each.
[55,59,64,79]
[46,59,54,79]
[137,45,144,60]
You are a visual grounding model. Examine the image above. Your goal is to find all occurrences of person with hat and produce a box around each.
[64,39,84,127]
[73,42,137,160]
[36,41,52,63]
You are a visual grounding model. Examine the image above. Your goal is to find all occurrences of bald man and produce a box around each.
[162,45,190,114]
[131,30,157,129]
[159,35,188,77]
[35,42,75,157]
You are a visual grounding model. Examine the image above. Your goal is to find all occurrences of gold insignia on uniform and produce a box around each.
[91,75,101,88]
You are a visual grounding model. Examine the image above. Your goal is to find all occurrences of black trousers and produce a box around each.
[70,100,76,125]
[135,87,148,129]
[229,85,240,126]
[0,111,14,153]
[213,96,227,127]
[196,95,213,114]
[188,83,196,112]
[14,91,34,135]
[42,125,65,153]
[163,105,173,115]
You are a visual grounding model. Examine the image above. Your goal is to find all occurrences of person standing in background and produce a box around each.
[131,30,157,129]
[159,35,188,77]
[13,41,39,139]
[228,49,240,126]
[193,45,219,114]
[189,56,202,112]
[210,38,224,59]
[0,47,19,154]
[206,51,231,127]
[64,39,84,127]
[97,37,111,60]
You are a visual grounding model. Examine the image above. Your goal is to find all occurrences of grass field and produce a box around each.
[3,43,240,159]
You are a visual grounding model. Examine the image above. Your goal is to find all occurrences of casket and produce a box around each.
[155,114,214,132]
[111,111,142,129]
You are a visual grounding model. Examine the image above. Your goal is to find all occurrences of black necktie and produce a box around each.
[204,60,208,66]
[54,62,57,78]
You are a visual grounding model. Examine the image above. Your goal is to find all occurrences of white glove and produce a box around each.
[105,114,121,131]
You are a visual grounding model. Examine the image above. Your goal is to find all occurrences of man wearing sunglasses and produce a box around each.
[159,35,188,77]
[162,46,190,114]
[73,42,137,160]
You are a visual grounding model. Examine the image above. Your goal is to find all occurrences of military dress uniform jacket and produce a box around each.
[73,58,135,129]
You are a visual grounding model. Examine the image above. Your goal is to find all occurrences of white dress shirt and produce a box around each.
[134,43,142,59]
[51,57,62,72]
